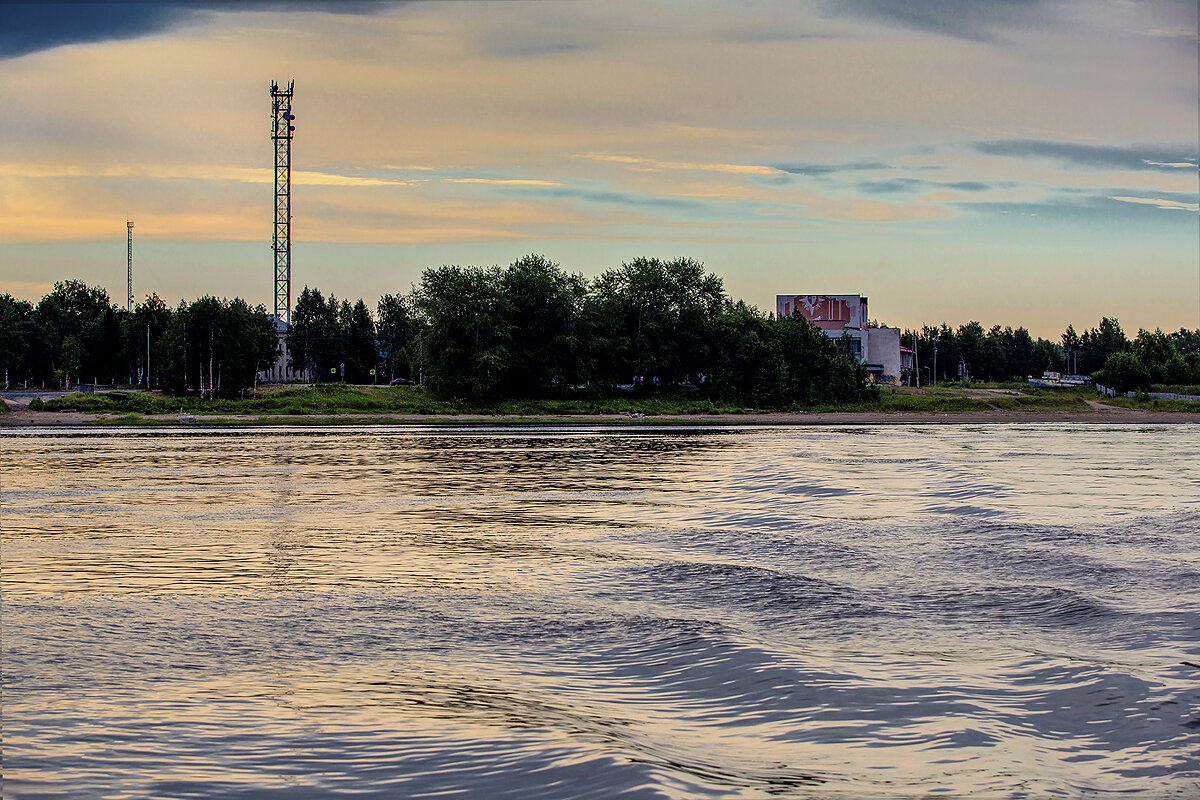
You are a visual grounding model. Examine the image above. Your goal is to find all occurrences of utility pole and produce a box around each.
[914,340,920,388]
[126,220,134,311]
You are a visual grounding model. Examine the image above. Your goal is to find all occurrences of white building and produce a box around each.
[776,294,902,384]
[259,317,308,383]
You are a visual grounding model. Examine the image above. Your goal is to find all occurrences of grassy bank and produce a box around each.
[1102,396,1200,413]
[803,387,1091,414]
[30,383,1096,419]
[35,385,760,417]
[36,385,457,415]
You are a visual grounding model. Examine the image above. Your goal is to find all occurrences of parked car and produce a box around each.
[389,378,414,386]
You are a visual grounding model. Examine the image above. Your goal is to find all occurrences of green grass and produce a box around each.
[32,382,1099,421]
[1100,397,1200,413]
[38,386,443,415]
[1149,384,1200,396]
[480,396,749,416]
[38,386,757,417]
[38,392,168,414]
[798,391,1088,414]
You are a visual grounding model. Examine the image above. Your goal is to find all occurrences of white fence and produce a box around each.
[1096,384,1200,401]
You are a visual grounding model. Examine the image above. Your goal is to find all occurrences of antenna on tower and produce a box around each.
[270,78,295,326]
[126,219,134,311]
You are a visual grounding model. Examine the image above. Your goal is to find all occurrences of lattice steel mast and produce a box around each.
[126,220,134,311]
[271,80,295,325]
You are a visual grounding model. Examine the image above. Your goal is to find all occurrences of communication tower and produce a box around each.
[126,220,134,311]
[271,79,295,325]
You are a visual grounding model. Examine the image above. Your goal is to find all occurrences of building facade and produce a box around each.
[260,317,309,383]
[775,294,902,384]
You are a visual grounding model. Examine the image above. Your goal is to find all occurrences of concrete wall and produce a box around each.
[867,327,901,384]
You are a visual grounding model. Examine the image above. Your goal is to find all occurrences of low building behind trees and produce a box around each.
[776,294,903,384]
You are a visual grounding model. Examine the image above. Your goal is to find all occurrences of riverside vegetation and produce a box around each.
[26,383,1107,422]
[3,255,1199,412]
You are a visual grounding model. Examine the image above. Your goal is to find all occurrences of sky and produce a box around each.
[1,0,1197,338]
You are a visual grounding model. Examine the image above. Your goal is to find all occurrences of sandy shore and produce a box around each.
[1,403,1196,428]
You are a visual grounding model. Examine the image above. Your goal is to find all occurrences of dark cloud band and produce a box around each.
[972,139,1199,172]
[821,0,1050,42]
[0,1,401,60]
[770,162,890,176]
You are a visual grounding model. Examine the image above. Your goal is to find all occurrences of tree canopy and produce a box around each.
[5,259,1197,400]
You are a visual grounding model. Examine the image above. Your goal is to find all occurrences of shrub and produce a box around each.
[1164,355,1192,386]
[1095,351,1151,394]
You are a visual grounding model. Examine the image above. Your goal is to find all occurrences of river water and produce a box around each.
[2,424,1199,799]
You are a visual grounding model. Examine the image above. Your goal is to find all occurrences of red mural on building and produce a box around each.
[776,295,862,327]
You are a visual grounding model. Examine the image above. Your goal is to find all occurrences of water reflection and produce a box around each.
[3,425,1199,798]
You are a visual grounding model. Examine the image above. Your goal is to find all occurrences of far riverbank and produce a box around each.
[2,405,1197,427]
[2,384,1196,427]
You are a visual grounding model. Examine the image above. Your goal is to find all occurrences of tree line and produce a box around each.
[3,254,1198,401]
[901,318,1200,392]
[0,281,279,397]
[285,255,871,405]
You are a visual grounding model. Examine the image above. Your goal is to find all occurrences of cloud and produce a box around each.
[1127,0,1199,42]
[0,3,185,59]
[1143,160,1197,168]
[820,0,1052,42]
[1136,26,1200,40]
[961,192,1200,223]
[1109,195,1199,212]
[858,178,994,194]
[0,1,401,60]
[944,181,993,192]
[507,186,706,211]
[0,162,412,187]
[445,178,566,187]
[971,139,1199,171]
[771,162,890,176]
[584,155,781,176]
[858,179,918,194]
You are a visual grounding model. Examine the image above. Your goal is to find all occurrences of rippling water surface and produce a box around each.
[3,424,1199,799]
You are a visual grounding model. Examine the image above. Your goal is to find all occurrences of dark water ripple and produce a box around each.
[3,424,1200,799]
